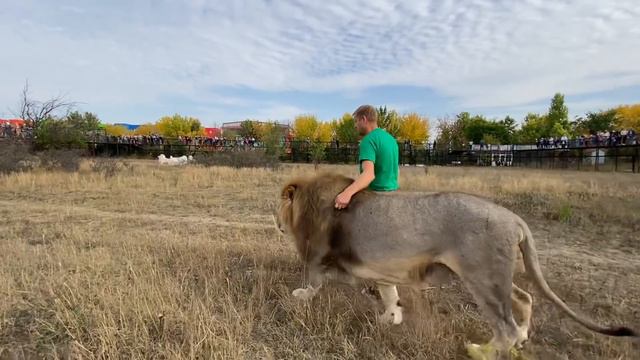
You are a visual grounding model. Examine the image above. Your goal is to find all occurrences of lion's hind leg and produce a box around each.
[511,284,532,348]
[455,265,520,359]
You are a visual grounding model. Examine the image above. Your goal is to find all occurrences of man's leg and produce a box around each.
[292,260,325,300]
[377,284,403,325]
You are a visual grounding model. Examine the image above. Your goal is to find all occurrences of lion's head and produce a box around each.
[276,172,355,238]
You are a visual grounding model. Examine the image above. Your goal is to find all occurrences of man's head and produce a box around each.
[353,105,378,136]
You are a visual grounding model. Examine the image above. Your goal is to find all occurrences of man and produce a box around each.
[334,104,399,209]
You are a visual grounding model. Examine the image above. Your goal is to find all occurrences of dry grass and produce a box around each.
[0,161,638,359]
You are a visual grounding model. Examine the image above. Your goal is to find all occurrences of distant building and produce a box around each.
[114,123,140,131]
[203,127,221,137]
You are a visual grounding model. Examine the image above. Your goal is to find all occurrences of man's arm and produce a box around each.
[334,160,375,209]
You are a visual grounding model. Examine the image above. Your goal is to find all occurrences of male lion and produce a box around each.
[275,172,637,360]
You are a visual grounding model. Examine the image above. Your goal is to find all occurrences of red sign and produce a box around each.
[0,119,25,126]
[204,127,221,137]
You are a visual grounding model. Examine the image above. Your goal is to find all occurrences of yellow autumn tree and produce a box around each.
[156,114,203,137]
[104,124,129,136]
[133,123,159,135]
[399,112,430,143]
[292,114,319,140]
[314,122,333,142]
[615,104,640,132]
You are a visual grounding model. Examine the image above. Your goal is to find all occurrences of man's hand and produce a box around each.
[334,190,353,209]
[334,160,375,210]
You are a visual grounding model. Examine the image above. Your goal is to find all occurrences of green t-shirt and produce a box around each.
[358,128,399,191]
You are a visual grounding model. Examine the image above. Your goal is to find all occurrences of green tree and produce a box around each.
[514,113,547,143]
[499,116,517,141]
[574,110,617,135]
[310,141,326,170]
[435,116,466,150]
[545,93,571,136]
[27,108,100,150]
[239,120,259,139]
[333,113,359,143]
[259,122,285,157]
[458,112,510,144]
[66,111,100,132]
[377,106,401,138]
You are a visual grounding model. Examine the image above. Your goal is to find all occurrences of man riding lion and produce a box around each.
[275,172,637,359]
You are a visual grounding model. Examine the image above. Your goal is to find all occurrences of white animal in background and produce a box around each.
[157,154,171,165]
[157,154,192,166]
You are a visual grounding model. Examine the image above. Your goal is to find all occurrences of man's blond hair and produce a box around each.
[353,105,378,124]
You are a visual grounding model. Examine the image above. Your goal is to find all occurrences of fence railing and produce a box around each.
[84,140,640,173]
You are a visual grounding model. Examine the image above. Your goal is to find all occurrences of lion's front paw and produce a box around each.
[292,287,315,300]
[379,308,403,325]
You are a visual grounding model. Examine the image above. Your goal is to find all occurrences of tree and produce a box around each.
[239,120,259,139]
[310,141,326,170]
[156,114,203,138]
[499,116,517,141]
[377,106,401,138]
[104,125,129,136]
[28,110,101,149]
[399,112,429,143]
[615,104,640,132]
[133,123,160,135]
[292,114,319,140]
[66,111,100,132]
[14,80,77,131]
[435,116,466,150]
[514,113,547,143]
[458,112,510,145]
[545,93,571,136]
[259,121,286,156]
[333,113,359,143]
[314,122,333,142]
[574,110,617,135]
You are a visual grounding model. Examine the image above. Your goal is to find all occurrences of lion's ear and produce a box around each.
[282,184,297,201]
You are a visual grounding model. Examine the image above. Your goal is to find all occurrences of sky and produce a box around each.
[1,0,639,128]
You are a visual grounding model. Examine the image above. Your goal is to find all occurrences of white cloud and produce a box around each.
[1,0,639,119]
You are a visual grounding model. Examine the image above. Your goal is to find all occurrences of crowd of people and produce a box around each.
[8,126,637,151]
[0,124,32,139]
[536,130,637,149]
[93,134,265,149]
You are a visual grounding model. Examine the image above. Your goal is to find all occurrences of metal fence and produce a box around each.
[85,140,640,173]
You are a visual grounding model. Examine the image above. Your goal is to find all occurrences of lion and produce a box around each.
[275,172,638,360]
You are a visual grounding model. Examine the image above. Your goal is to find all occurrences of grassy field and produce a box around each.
[0,160,638,359]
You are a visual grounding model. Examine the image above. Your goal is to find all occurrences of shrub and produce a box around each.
[194,150,280,170]
[0,141,83,174]
[91,158,132,178]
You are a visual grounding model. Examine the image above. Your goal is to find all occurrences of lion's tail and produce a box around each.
[518,222,637,337]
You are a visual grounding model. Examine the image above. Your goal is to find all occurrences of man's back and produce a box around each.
[358,128,399,191]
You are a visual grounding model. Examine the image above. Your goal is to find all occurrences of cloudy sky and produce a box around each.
[2,0,639,127]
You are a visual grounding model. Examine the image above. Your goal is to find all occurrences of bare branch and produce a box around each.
[12,80,77,130]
